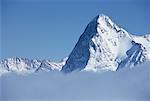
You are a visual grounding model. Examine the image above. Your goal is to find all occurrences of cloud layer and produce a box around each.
[1,63,150,101]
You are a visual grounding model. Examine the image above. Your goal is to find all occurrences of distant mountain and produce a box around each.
[0,14,150,75]
[62,14,150,73]
[0,57,67,75]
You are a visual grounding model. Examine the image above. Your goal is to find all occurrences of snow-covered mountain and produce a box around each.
[0,14,150,75]
[0,57,67,75]
[62,14,150,73]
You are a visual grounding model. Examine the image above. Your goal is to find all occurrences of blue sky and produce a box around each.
[1,0,150,61]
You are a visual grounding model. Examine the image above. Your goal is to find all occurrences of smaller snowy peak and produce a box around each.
[0,57,67,75]
[0,58,36,75]
[0,58,36,72]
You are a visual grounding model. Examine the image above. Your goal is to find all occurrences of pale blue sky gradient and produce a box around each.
[1,0,150,61]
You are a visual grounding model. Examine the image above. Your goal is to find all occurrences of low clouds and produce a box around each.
[1,63,150,101]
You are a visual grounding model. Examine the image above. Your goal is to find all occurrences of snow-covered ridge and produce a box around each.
[62,14,150,73]
[0,57,67,75]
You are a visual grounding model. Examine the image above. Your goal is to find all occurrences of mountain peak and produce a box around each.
[95,14,110,21]
[97,14,112,22]
[85,14,129,38]
[62,14,150,73]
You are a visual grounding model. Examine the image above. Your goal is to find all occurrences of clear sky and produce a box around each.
[1,0,150,61]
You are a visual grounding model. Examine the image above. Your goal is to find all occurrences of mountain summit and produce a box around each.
[0,14,150,75]
[62,14,150,73]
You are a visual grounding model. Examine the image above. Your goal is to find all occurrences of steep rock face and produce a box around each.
[62,14,150,73]
[117,41,148,70]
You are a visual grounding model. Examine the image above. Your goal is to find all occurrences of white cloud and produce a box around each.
[1,63,150,101]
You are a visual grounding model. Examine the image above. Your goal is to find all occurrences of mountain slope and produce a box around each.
[62,14,150,73]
